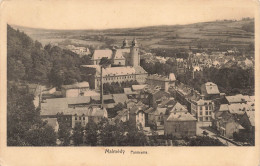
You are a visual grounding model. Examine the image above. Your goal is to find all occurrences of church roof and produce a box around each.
[114,50,125,59]
[92,49,113,60]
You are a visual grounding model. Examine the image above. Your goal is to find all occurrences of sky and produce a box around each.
[2,0,257,30]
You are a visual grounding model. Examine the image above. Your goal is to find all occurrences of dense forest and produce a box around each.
[141,59,254,95]
[7,25,92,145]
[7,25,91,88]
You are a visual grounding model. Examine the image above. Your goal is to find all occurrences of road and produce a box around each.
[196,122,237,146]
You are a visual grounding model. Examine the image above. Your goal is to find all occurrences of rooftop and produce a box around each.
[62,81,89,90]
[166,112,196,121]
[225,94,254,104]
[203,82,220,95]
[92,49,113,60]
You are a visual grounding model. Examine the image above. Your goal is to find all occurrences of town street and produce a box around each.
[196,122,236,146]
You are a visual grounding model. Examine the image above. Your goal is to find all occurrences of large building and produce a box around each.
[82,39,148,89]
[146,73,176,92]
[90,38,140,66]
[201,82,220,100]
[191,99,214,122]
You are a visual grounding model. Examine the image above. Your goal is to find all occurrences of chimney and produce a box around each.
[100,66,104,108]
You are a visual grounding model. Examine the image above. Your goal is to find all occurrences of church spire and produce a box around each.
[122,38,129,48]
[132,38,138,47]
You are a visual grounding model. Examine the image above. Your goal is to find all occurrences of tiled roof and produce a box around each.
[166,112,196,121]
[92,49,113,60]
[155,108,167,115]
[103,67,136,76]
[112,94,128,104]
[124,88,137,95]
[204,82,220,94]
[132,84,147,91]
[147,74,170,81]
[225,94,254,104]
[228,103,254,115]
[129,102,148,114]
[144,107,155,114]
[41,104,107,117]
[134,66,147,74]
[114,50,125,59]
[219,103,254,115]
[196,99,213,106]
[246,111,255,126]
[170,102,188,113]
[219,104,229,111]
[62,81,89,90]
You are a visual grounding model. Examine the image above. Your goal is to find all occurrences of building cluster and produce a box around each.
[35,39,254,144]
[81,39,148,89]
[66,45,91,57]
[171,81,255,140]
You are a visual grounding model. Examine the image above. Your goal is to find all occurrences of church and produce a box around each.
[82,38,148,89]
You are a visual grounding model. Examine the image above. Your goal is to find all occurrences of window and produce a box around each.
[200,111,202,115]
[199,117,203,121]
[83,117,85,120]
[206,117,208,121]
[206,111,208,115]
[75,117,77,120]
[200,106,202,110]
[209,111,212,115]
[206,106,208,110]
[79,117,81,120]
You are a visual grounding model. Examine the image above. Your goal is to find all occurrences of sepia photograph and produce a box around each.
[0,0,259,165]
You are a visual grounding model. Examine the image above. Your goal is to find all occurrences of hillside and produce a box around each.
[12,18,254,52]
[7,25,91,87]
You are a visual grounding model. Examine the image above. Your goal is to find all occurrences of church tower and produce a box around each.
[121,38,129,48]
[130,38,140,67]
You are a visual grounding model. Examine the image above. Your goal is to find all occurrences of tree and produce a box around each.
[58,121,71,146]
[188,136,225,146]
[85,119,98,146]
[23,124,57,146]
[72,123,84,146]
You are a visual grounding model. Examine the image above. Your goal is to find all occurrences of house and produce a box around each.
[201,82,220,100]
[239,111,255,133]
[218,103,254,117]
[191,99,214,122]
[41,103,107,128]
[129,102,148,128]
[222,94,254,105]
[61,82,90,98]
[123,88,138,99]
[146,73,176,92]
[164,112,197,138]
[146,90,171,108]
[146,100,188,130]
[214,111,244,138]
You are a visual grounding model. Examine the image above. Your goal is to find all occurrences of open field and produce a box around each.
[11,19,254,51]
